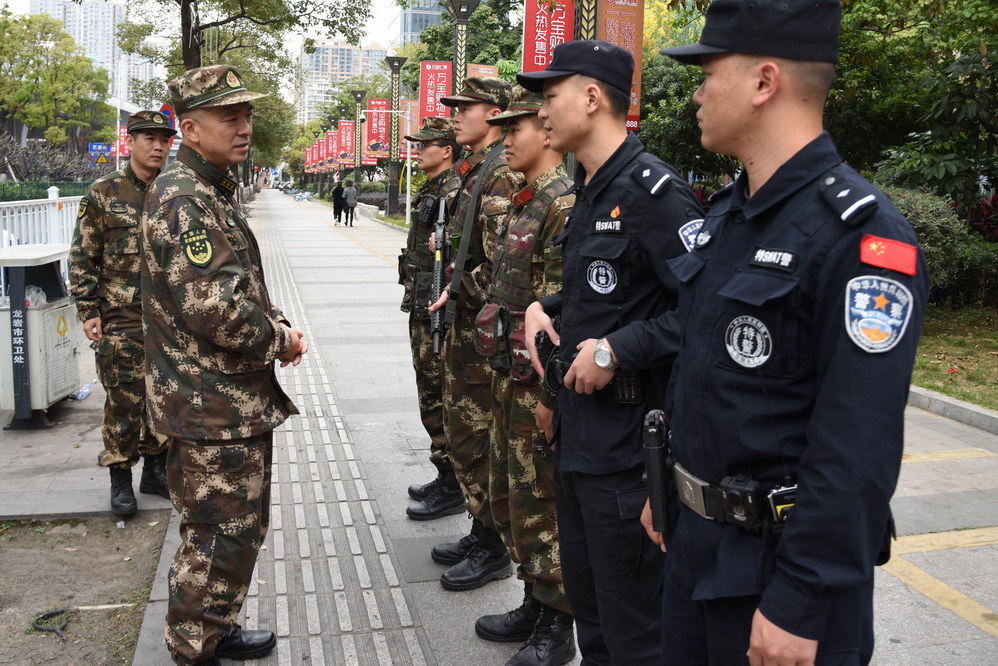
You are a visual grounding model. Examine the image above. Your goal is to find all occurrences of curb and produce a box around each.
[908,385,998,436]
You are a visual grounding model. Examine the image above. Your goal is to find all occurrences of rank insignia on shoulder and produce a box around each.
[77,199,88,219]
[180,228,214,267]
[750,246,797,272]
[219,177,237,193]
[593,219,621,233]
[631,163,672,197]
[679,219,704,252]
[845,276,914,353]
[860,234,917,275]
[820,172,879,226]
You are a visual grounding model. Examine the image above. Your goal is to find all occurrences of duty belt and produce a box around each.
[673,462,726,522]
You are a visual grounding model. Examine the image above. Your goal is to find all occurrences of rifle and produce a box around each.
[431,201,447,356]
[643,409,671,534]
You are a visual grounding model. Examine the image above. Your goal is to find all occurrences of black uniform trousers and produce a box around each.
[661,564,875,665]
[554,460,665,664]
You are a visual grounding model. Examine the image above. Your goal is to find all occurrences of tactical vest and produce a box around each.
[399,170,459,316]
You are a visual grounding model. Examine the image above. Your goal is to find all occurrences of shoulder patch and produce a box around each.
[845,276,914,353]
[631,161,673,197]
[678,219,704,252]
[179,228,214,267]
[77,198,88,219]
[860,234,917,276]
[820,169,879,226]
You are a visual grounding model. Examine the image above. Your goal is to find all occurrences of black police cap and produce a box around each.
[517,40,633,95]
[661,0,841,65]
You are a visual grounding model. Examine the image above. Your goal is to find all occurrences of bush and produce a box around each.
[883,185,998,307]
[361,181,386,193]
[359,192,387,209]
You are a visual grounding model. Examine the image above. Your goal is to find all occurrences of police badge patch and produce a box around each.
[587,260,617,295]
[180,228,214,267]
[678,219,704,252]
[725,315,773,368]
[845,276,914,353]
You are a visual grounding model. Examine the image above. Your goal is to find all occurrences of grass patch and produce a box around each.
[378,213,409,229]
[913,306,998,410]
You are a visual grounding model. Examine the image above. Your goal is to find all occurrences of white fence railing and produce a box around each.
[0,186,81,291]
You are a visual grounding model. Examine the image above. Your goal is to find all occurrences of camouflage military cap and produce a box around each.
[127,110,177,136]
[405,116,456,142]
[486,86,543,125]
[168,65,268,115]
[439,77,511,110]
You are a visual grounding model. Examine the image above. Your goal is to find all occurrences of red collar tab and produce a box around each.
[860,234,917,275]
[512,188,533,207]
[457,160,471,177]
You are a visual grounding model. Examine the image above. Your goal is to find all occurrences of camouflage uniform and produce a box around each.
[70,161,167,468]
[399,147,460,474]
[479,163,575,613]
[441,138,520,526]
[142,66,295,665]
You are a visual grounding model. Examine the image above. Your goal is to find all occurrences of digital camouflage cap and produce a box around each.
[127,110,177,136]
[486,87,543,125]
[440,77,511,110]
[405,116,456,142]
[168,65,268,115]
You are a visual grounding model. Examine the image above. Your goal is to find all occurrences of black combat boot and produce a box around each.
[139,451,170,499]
[109,466,137,516]
[431,516,485,565]
[408,468,449,500]
[214,624,276,660]
[506,605,576,666]
[406,469,464,520]
[439,525,513,591]
[475,582,541,642]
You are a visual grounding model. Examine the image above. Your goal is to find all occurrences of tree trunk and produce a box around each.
[181,0,202,70]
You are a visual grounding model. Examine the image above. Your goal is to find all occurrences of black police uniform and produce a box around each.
[663,132,928,663]
[538,132,703,663]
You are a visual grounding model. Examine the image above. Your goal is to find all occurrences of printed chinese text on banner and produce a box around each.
[399,99,419,159]
[337,121,355,166]
[118,126,130,157]
[598,0,643,130]
[522,0,574,73]
[467,63,499,78]
[326,130,338,168]
[419,61,452,124]
[366,99,390,159]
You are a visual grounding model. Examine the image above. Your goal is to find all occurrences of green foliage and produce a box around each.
[360,181,386,193]
[638,54,739,188]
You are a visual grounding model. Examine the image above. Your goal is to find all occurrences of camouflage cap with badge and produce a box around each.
[486,86,543,126]
[405,116,456,142]
[439,77,511,110]
[168,65,269,115]
[127,110,177,136]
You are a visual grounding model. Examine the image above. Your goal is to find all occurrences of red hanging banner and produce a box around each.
[598,0,643,130]
[419,61,452,125]
[522,0,574,73]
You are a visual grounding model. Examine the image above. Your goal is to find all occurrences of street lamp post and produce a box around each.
[441,0,481,92]
[384,56,407,216]
[312,130,321,190]
[350,90,366,185]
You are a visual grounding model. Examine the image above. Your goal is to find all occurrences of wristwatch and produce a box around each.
[594,338,619,371]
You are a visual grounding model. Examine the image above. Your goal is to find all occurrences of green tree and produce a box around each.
[0,10,114,153]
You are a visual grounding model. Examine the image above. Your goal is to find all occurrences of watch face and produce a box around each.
[595,347,612,368]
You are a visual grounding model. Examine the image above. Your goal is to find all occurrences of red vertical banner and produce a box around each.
[522,0,574,73]
[317,137,327,172]
[118,126,130,157]
[399,100,418,159]
[326,130,337,170]
[306,146,313,172]
[338,121,355,165]
[419,61,452,125]
[366,99,390,159]
[598,0,643,130]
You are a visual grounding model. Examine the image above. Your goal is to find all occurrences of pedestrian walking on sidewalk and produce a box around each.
[332,181,345,225]
[142,64,309,666]
[70,109,176,517]
[654,1,929,662]
[343,179,358,226]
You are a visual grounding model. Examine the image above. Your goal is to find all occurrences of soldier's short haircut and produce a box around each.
[441,138,462,163]
[777,58,837,103]
[576,75,630,121]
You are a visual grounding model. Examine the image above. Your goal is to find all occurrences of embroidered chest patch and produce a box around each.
[725,315,773,368]
[180,228,214,267]
[587,261,617,295]
[845,276,914,353]
[750,247,797,272]
[594,219,621,233]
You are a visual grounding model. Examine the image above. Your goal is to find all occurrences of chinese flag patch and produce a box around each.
[860,235,917,275]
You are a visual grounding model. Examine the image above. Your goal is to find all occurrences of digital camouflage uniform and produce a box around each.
[141,66,295,665]
[399,124,460,474]
[70,160,167,468]
[479,162,575,613]
[442,136,520,527]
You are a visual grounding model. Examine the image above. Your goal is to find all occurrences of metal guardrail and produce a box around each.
[0,187,80,292]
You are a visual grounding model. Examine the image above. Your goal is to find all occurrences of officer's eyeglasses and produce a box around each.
[415,141,445,150]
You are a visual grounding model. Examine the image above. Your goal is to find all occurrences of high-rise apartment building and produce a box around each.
[399,0,443,46]
[29,0,156,108]
[297,40,389,124]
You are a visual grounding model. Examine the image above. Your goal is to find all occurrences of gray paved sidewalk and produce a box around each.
[2,188,997,664]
